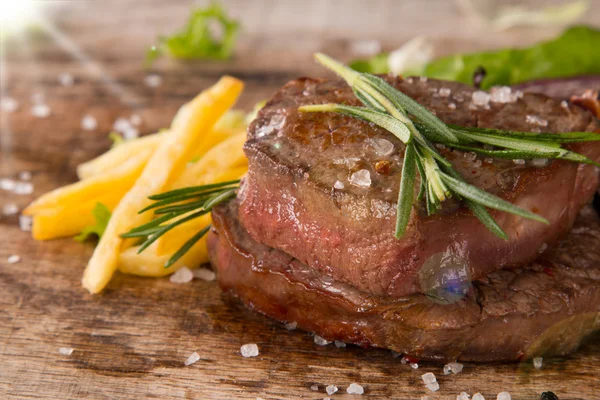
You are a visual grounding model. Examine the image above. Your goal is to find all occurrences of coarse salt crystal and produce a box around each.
[531,158,548,167]
[497,392,511,400]
[184,352,200,366]
[447,362,463,374]
[421,372,436,384]
[349,169,371,188]
[439,88,451,97]
[513,159,526,165]
[448,102,457,110]
[484,158,494,164]
[310,384,319,391]
[420,77,428,83]
[18,171,32,181]
[457,393,470,400]
[58,347,74,356]
[123,127,139,140]
[410,362,419,369]
[314,334,331,346]
[526,115,548,127]
[400,356,408,364]
[334,340,346,348]
[7,255,21,264]
[334,180,345,190]
[0,97,19,113]
[533,356,543,369]
[31,104,51,118]
[19,215,32,231]
[192,268,216,281]
[284,321,297,330]
[464,152,477,161]
[561,100,569,109]
[489,86,515,103]
[130,114,142,126]
[471,91,490,107]
[369,138,395,156]
[443,364,452,375]
[13,182,33,195]
[240,343,259,357]
[113,117,131,132]
[81,115,98,131]
[145,74,163,88]
[426,382,440,392]
[1,178,16,191]
[473,393,485,400]
[474,159,482,168]
[169,267,194,284]
[59,73,74,87]
[3,203,19,216]
[346,383,364,395]
[326,385,338,395]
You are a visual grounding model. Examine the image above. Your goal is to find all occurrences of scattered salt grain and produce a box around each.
[447,362,464,374]
[31,104,51,118]
[526,115,548,127]
[443,364,452,375]
[448,102,457,110]
[561,100,569,109]
[533,356,543,369]
[113,117,131,132]
[334,340,346,348]
[346,383,364,395]
[349,169,371,188]
[18,171,32,181]
[421,372,436,385]
[122,127,139,140]
[1,178,16,191]
[314,334,331,346]
[169,267,194,284]
[13,182,33,195]
[240,343,259,357]
[410,363,419,369]
[19,215,32,231]
[59,72,75,87]
[426,382,440,392]
[58,347,74,356]
[145,74,163,88]
[310,384,319,391]
[333,180,345,190]
[192,268,216,281]
[513,159,526,165]
[484,158,494,164]
[489,86,516,103]
[420,77,428,83]
[3,203,19,216]
[531,158,548,167]
[0,97,19,113]
[130,113,142,126]
[7,255,21,264]
[464,152,477,162]
[457,393,470,400]
[439,88,451,97]
[31,92,45,104]
[538,243,548,253]
[284,321,297,331]
[473,393,485,400]
[400,356,408,364]
[81,115,98,131]
[369,138,395,156]
[473,159,482,168]
[326,385,338,395]
[185,352,200,366]
[471,91,490,107]
[497,392,511,400]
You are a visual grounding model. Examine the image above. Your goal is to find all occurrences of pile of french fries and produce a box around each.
[24,77,248,293]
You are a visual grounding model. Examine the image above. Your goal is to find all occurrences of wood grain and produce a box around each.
[1,0,599,398]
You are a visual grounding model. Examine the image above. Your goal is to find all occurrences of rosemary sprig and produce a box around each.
[122,180,239,268]
[299,53,600,239]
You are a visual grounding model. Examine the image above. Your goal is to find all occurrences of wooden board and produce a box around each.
[1,1,599,398]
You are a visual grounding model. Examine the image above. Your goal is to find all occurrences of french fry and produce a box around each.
[77,133,165,180]
[32,194,121,240]
[117,232,210,277]
[82,76,244,294]
[24,149,152,216]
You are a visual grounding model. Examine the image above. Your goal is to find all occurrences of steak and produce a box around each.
[239,77,600,298]
[208,200,600,362]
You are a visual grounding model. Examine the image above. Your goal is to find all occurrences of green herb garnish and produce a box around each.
[122,180,239,268]
[299,53,600,238]
[75,202,112,242]
[146,2,239,66]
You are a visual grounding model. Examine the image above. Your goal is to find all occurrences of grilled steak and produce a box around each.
[239,77,600,298]
[209,200,600,362]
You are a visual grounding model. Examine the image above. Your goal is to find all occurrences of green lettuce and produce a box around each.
[350,26,600,89]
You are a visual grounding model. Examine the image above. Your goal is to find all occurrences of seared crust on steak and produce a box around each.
[209,200,600,362]
[239,77,600,298]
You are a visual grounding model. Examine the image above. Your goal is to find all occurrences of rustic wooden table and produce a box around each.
[1,1,599,399]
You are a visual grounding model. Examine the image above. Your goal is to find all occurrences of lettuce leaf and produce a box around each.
[146,2,239,65]
[75,203,112,242]
[350,26,600,89]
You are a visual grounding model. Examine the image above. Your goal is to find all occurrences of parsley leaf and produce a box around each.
[75,203,112,242]
[146,2,239,66]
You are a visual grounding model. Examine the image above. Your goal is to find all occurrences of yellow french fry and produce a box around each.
[32,194,121,240]
[24,149,152,216]
[77,133,165,180]
[82,76,244,294]
[117,231,210,277]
